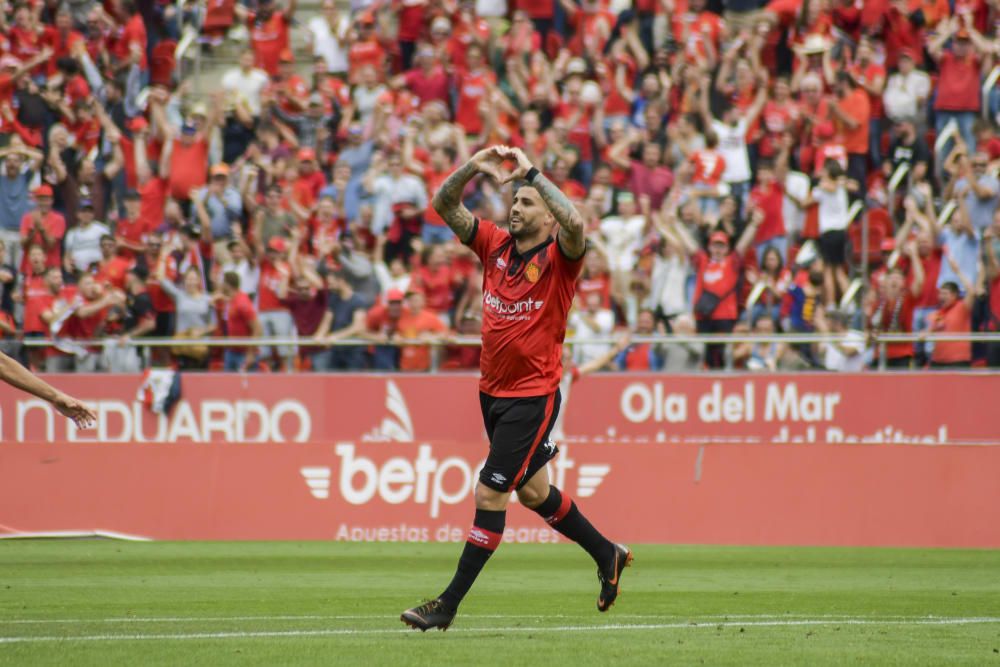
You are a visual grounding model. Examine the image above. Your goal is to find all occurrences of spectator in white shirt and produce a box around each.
[805,160,854,303]
[816,309,866,372]
[306,0,350,75]
[64,200,110,272]
[569,292,616,367]
[599,191,647,275]
[221,50,270,116]
[882,48,931,128]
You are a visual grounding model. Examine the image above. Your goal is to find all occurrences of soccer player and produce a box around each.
[401,146,632,632]
[0,351,96,428]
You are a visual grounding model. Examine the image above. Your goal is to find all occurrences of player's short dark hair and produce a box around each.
[223,271,241,290]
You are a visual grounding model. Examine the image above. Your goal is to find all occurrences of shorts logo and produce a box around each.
[543,438,556,456]
[490,472,507,485]
[525,263,540,283]
[496,257,507,270]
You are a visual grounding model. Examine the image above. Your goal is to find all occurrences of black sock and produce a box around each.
[439,509,505,610]
[532,485,614,565]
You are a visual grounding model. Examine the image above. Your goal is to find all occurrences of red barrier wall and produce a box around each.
[0,373,996,445]
[1,373,997,546]
[2,441,998,547]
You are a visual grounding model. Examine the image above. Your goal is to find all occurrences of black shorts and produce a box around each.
[819,229,847,267]
[478,389,561,493]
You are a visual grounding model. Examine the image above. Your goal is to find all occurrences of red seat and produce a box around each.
[867,207,893,238]
[848,220,885,268]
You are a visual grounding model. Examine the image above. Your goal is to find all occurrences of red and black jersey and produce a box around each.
[468,219,583,398]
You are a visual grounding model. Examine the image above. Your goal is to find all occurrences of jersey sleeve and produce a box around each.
[551,237,586,281]
[466,218,510,266]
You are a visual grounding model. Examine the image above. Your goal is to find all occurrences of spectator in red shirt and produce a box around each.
[366,288,408,370]
[829,71,870,198]
[748,150,790,264]
[217,270,263,372]
[927,274,975,368]
[452,42,496,137]
[929,19,991,163]
[19,186,65,274]
[238,0,297,76]
[868,240,926,368]
[410,244,460,324]
[393,45,451,108]
[94,236,133,291]
[257,236,295,370]
[690,222,761,369]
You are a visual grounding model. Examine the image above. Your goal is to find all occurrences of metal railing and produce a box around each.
[15,332,1000,372]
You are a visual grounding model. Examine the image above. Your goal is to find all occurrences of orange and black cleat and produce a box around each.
[400,598,457,632]
[597,543,633,612]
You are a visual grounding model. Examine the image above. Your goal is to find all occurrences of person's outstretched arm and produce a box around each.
[0,352,96,428]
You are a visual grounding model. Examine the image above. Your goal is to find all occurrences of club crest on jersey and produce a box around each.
[496,256,507,270]
[525,263,540,283]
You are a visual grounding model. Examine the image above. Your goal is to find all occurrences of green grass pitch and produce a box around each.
[1,541,998,665]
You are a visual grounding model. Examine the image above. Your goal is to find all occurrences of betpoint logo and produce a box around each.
[483,290,544,317]
[300,444,610,517]
[363,380,414,442]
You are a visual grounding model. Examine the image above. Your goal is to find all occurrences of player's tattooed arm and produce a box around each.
[432,147,509,245]
[431,162,478,244]
[500,146,587,260]
[530,171,587,260]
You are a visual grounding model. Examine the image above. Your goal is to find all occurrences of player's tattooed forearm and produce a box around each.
[432,162,478,243]
[532,173,586,258]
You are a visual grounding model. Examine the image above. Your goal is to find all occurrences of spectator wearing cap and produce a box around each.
[0,143,43,266]
[347,12,387,85]
[312,270,368,370]
[306,0,350,75]
[221,50,271,116]
[291,148,328,209]
[63,200,110,273]
[883,48,931,128]
[216,271,263,372]
[163,117,211,204]
[19,185,65,275]
[930,18,992,161]
[236,0,297,77]
[192,163,243,247]
[691,223,759,369]
[365,288,407,370]
[256,236,296,371]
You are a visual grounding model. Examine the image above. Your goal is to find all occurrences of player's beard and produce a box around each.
[508,216,532,240]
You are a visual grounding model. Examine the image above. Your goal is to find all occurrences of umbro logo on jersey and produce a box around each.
[496,257,507,270]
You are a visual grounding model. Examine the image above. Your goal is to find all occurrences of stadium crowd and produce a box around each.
[1,0,1000,373]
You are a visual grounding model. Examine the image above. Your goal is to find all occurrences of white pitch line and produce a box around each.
[0,613,952,625]
[1,617,998,644]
